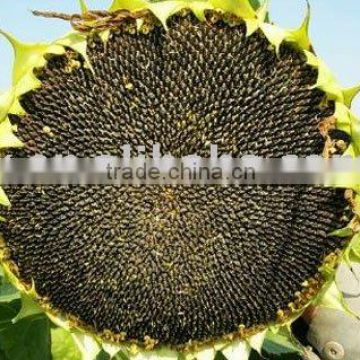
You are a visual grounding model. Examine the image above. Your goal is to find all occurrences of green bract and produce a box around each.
[1,0,360,359]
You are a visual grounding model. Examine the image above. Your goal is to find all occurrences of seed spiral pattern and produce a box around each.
[1,13,348,346]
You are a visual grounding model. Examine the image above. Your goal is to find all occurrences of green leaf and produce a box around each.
[214,352,226,360]
[263,330,302,355]
[351,233,360,260]
[51,327,82,360]
[96,350,111,360]
[249,0,261,10]
[0,300,21,331]
[0,283,20,303]
[12,293,43,323]
[330,227,354,238]
[262,340,301,358]
[250,348,301,360]
[0,349,8,360]
[113,352,130,360]
[0,314,51,360]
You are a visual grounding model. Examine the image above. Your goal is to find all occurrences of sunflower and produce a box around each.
[0,0,360,359]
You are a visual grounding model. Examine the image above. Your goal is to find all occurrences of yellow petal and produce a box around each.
[0,30,50,85]
[286,2,311,50]
[0,117,23,149]
[0,90,14,122]
[110,0,149,11]
[0,188,10,207]
[343,84,360,108]
[209,0,256,19]
[79,0,89,14]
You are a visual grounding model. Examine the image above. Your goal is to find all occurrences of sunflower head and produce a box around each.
[1,1,360,359]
